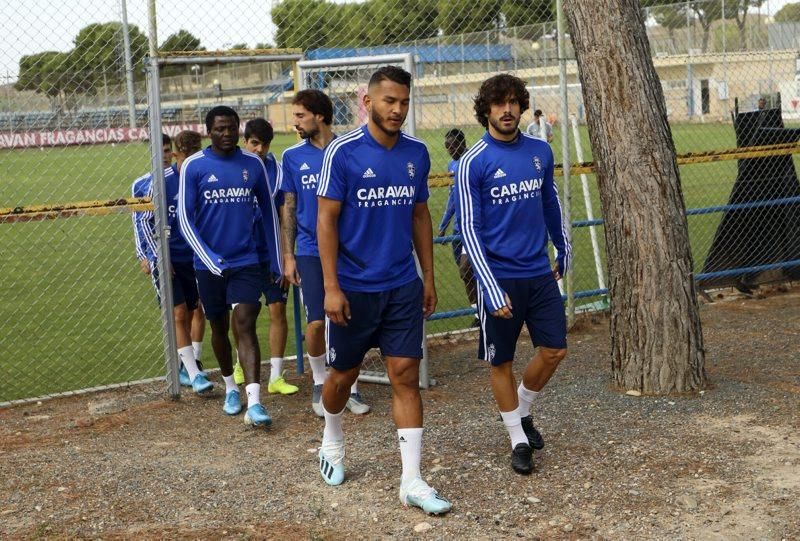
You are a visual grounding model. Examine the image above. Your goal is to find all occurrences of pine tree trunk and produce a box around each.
[563,0,707,394]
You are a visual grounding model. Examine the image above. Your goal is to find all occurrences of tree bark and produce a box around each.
[563,0,707,394]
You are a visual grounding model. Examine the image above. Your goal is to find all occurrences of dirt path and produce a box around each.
[1,286,798,539]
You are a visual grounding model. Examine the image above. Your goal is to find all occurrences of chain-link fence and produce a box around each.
[2,0,799,403]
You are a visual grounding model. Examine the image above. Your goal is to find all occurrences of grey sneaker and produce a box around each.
[311,384,324,418]
[346,392,371,415]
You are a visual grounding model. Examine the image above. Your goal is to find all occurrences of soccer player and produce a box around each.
[132,132,212,394]
[178,105,283,427]
[458,74,571,475]
[281,89,371,417]
[437,129,478,317]
[315,66,451,514]
[229,118,299,396]
[525,109,554,143]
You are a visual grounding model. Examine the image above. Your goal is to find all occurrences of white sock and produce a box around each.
[322,403,345,443]
[398,427,424,485]
[223,375,238,393]
[245,383,261,407]
[178,346,200,381]
[308,354,328,385]
[500,409,528,449]
[517,383,540,418]
[350,381,359,395]
[270,357,283,382]
[192,341,203,363]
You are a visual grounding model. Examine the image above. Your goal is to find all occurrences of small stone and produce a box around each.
[677,495,698,510]
[563,524,574,533]
[35,505,42,512]
[57,487,67,492]
[626,390,642,397]
[26,415,50,422]
[583,482,592,489]
[433,458,441,464]
[629,490,640,496]
[668,401,676,405]
[307,448,317,453]
[88,399,124,416]
[414,522,433,533]
[331,503,338,509]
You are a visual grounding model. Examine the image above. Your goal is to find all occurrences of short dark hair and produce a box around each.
[473,74,531,129]
[161,133,172,146]
[292,89,333,125]
[534,109,543,117]
[244,118,274,144]
[205,105,240,132]
[174,130,202,154]
[368,65,412,89]
[444,128,465,144]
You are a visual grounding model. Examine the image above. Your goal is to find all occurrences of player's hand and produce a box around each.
[139,259,152,275]
[422,279,437,319]
[491,293,513,319]
[283,255,300,286]
[325,288,351,326]
[437,229,446,238]
[552,264,562,281]
[447,170,455,178]
[276,274,289,289]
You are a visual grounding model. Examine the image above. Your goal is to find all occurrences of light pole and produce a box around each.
[191,64,201,124]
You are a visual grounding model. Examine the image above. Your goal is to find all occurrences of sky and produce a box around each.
[0,0,796,82]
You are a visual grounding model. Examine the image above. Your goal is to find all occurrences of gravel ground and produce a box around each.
[1,285,798,540]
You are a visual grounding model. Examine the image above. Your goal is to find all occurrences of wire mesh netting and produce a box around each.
[2,0,799,402]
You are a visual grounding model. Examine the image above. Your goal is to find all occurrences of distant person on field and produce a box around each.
[132,131,212,394]
[525,109,553,143]
[757,97,767,111]
[437,128,478,319]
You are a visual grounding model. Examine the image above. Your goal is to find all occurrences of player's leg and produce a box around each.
[297,256,334,416]
[231,310,245,385]
[196,269,239,415]
[518,273,568,451]
[381,279,451,514]
[190,300,205,371]
[478,280,533,474]
[173,262,211,393]
[318,289,376,486]
[266,279,297,395]
[228,265,271,427]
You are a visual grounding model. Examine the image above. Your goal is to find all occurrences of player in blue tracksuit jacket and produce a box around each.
[458,74,572,475]
[178,106,282,427]
[315,67,451,516]
[231,117,297,397]
[437,128,477,311]
[280,89,371,418]
[131,132,211,394]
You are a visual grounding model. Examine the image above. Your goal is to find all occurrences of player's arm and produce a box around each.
[131,179,154,274]
[438,185,456,237]
[177,161,227,275]
[279,159,300,286]
[457,151,511,318]
[412,202,437,318]
[541,148,571,279]
[253,159,283,279]
[316,142,350,326]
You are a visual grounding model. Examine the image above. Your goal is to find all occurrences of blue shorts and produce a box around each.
[259,262,288,305]
[196,264,263,321]
[150,260,199,311]
[296,255,325,323]
[325,278,423,370]
[477,274,567,366]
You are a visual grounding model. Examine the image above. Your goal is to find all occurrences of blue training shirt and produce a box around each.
[438,159,461,236]
[178,146,282,277]
[254,152,282,264]
[131,172,156,262]
[317,125,430,292]
[141,164,196,264]
[458,131,572,312]
[281,137,336,258]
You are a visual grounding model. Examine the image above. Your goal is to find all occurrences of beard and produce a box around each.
[489,115,520,136]
[297,122,320,140]
[370,108,404,137]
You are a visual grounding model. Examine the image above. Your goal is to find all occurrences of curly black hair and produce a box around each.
[473,74,530,129]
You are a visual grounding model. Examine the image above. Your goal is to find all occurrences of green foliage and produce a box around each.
[436,0,502,35]
[775,2,800,22]
[501,0,553,28]
[160,29,204,52]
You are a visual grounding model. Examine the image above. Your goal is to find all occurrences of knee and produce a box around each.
[388,360,419,389]
[328,367,358,389]
[307,320,324,334]
[540,347,567,367]
[173,305,189,324]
